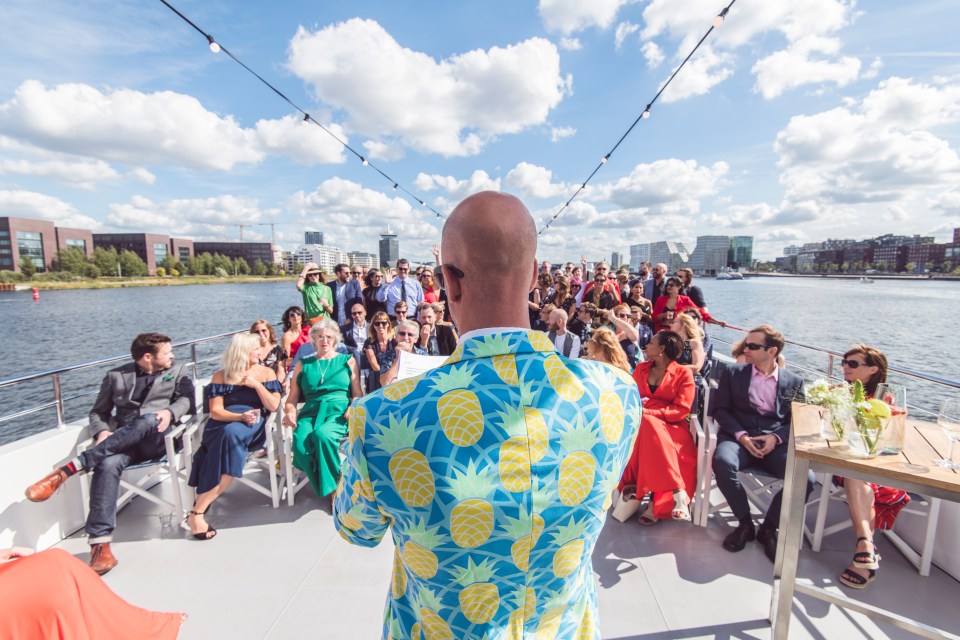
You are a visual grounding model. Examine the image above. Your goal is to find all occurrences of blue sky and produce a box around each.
[0,0,958,262]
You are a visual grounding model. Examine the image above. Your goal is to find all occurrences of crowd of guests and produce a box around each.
[19,249,904,632]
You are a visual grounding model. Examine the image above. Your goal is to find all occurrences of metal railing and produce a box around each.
[711,325,960,419]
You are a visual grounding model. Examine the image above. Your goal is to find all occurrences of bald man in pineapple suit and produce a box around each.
[334,191,641,639]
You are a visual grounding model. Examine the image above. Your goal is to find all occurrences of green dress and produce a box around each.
[293,353,351,496]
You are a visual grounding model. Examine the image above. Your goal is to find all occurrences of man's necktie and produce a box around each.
[400,279,407,316]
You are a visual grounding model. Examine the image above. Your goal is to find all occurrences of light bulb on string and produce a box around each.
[360,157,368,166]
[303,113,310,123]
[206,35,221,54]
[642,105,651,119]
[392,183,398,191]
[600,155,609,164]
[713,8,728,28]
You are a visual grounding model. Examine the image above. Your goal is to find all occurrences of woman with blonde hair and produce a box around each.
[605,303,641,369]
[584,328,631,373]
[188,332,282,539]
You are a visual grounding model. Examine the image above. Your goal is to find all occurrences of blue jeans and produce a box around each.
[82,414,169,542]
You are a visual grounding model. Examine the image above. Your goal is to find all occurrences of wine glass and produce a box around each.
[935,399,960,469]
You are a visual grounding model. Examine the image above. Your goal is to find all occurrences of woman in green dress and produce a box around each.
[283,318,362,498]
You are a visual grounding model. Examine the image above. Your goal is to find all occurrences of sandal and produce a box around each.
[638,503,658,526]
[839,566,876,589]
[671,490,691,521]
[852,536,880,569]
[187,509,217,541]
[611,486,641,523]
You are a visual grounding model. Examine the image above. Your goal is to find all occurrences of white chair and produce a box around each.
[805,474,940,576]
[279,401,312,506]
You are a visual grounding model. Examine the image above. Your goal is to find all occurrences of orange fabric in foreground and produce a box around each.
[0,548,182,640]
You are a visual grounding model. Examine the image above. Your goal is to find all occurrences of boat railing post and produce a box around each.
[826,353,835,379]
[52,373,65,428]
[191,344,199,380]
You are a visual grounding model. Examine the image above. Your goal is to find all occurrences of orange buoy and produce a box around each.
[32,287,39,301]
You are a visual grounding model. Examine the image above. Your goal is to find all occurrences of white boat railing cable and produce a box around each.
[711,325,960,418]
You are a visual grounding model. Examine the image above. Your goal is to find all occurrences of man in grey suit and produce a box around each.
[711,324,813,562]
[25,332,195,574]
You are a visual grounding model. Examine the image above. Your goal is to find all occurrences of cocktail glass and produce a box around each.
[935,399,960,470]
[876,383,907,455]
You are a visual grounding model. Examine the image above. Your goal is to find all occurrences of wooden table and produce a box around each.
[770,402,960,640]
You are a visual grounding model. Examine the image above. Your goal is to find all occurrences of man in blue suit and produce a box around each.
[711,324,812,562]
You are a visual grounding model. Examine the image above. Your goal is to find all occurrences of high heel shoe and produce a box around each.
[187,509,217,541]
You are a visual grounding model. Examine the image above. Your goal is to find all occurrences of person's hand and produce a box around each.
[95,430,112,445]
[753,434,779,456]
[241,409,260,425]
[397,341,414,353]
[606,309,617,324]
[385,269,395,284]
[282,411,298,429]
[155,409,173,433]
[432,244,441,260]
[580,255,587,268]
[240,369,261,389]
[0,547,34,563]
[419,323,432,343]
[738,434,764,458]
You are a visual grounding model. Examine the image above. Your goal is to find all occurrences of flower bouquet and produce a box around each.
[847,380,891,458]
[804,379,853,441]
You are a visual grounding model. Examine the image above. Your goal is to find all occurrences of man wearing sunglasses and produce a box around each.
[335,191,641,640]
[340,303,368,351]
[376,258,423,321]
[711,324,812,562]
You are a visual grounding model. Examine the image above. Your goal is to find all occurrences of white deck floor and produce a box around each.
[54,479,960,640]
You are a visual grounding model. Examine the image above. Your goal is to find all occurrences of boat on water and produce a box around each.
[2,325,959,639]
[716,269,744,281]
[861,277,875,284]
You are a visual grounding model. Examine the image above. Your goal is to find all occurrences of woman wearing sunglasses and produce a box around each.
[250,319,286,379]
[836,344,909,590]
[604,303,641,370]
[651,276,724,333]
[362,312,395,392]
[378,320,427,387]
[419,270,439,304]
[362,269,387,318]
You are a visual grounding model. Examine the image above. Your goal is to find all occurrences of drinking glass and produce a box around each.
[935,399,960,469]
[876,383,907,455]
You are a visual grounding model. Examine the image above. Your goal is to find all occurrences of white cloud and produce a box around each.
[929,190,960,216]
[413,170,501,203]
[641,42,664,67]
[656,44,734,103]
[615,22,640,50]
[550,126,576,142]
[287,19,569,157]
[883,204,909,221]
[594,158,729,211]
[752,36,860,99]
[0,189,100,229]
[558,37,582,51]
[105,195,277,241]
[362,139,405,162]
[504,162,573,200]
[539,0,635,35]
[254,115,347,165]
[0,158,118,189]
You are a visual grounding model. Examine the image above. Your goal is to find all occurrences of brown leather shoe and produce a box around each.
[89,543,118,575]
[25,469,69,502]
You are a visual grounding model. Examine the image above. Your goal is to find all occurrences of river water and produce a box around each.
[0,277,957,444]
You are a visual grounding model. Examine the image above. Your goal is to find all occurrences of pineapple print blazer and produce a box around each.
[335,328,641,640]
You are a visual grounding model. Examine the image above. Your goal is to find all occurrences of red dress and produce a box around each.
[423,286,439,304]
[651,294,712,332]
[0,549,182,639]
[619,360,698,518]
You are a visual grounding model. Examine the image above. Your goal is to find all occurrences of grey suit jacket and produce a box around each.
[88,362,196,437]
[713,363,804,442]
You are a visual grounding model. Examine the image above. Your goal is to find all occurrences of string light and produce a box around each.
[538,0,737,235]
[157,0,445,220]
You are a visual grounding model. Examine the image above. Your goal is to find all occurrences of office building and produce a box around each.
[687,235,729,275]
[610,252,624,269]
[379,228,399,267]
[193,242,274,266]
[649,241,690,272]
[728,236,754,269]
[292,244,348,273]
[348,251,379,270]
[93,233,175,275]
[304,231,324,245]
[0,217,58,273]
[55,227,94,259]
[629,243,650,270]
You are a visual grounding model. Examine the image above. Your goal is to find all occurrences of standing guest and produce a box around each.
[546,308,580,358]
[643,263,668,309]
[579,258,622,304]
[551,274,577,318]
[712,325,812,562]
[583,327,631,372]
[605,304,641,370]
[626,281,653,325]
[376,258,423,320]
[377,319,428,387]
[616,271,631,300]
[0,547,184,639]
[415,302,458,356]
[529,272,554,322]
[25,333,195,575]
[677,268,707,311]
[420,269,440,304]
[329,263,363,326]
[363,311,396,392]
[618,330,697,524]
[350,265,364,281]
[571,265,583,282]
[334,191,641,640]
[837,344,908,589]
[296,262,333,325]
[568,302,596,352]
[340,303,369,351]
[362,269,387,318]
[652,276,724,333]
[280,306,309,368]
[564,261,574,275]
[251,319,285,379]
[283,319,362,498]
[187,333,281,540]
[583,271,619,310]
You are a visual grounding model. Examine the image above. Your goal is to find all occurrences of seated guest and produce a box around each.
[283,320,362,498]
[362,269,386,318]
[732,336,785,367]
[534,302,556,332]
[712,325,812,561]
[670,312,707,416]
[431,301,452,326]
[626,281,653,325]
[568,302,596,351]
[0,547,184,638]
[837,344,908,590]
[606,304,641,370]
[529,272,554,321]
[583,327,630,372]
[378,320,427,387]
[280,306,309,368]
[363,311,396,392]
[652,276,724,333]
[392,300,409,327]
[629,306,654,349]
[187,333,281,539]
[251,318,285,379]
[415,301,458,356]
[618,330,697,524]
[678,268,707,310]
[25,333,194,575]
[546,308,580,358]
[340,303,368,351]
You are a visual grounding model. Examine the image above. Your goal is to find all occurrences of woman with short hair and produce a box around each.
[283,319,362,498]
[378,320,428,387]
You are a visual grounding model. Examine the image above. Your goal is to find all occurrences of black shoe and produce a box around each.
[757,526,778,562]
[723,519,756,552]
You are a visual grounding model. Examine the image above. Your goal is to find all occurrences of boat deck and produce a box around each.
[53,480,960,639]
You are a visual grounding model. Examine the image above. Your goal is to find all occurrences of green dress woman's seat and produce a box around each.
[293,353,351,496]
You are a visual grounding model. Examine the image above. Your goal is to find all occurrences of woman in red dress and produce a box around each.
[419,270,439,304]
[651,276,724,333]
[618,330,697,524]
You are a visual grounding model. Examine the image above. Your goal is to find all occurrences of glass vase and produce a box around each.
[818,407,845,441]
[875,383,907,455]
[847,424,882,458]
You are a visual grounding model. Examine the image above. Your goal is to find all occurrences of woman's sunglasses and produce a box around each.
[373,321,389,327]
[841,359,869,369]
